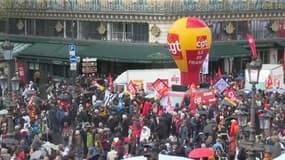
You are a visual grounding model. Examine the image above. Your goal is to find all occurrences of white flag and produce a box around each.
[201,54,209,74]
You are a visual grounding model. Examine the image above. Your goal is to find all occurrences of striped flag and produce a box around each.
[104,92,114,107]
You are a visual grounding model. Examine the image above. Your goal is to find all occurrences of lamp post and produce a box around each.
[237,104,248,128]
[11,74,20,91]
[1,40,18,136]
[259,110,272,138]
[239,57,263,160]
[0,74,8,97]
[237,104,249,141]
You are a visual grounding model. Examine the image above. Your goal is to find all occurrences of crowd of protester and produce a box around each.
[0,73,284,160]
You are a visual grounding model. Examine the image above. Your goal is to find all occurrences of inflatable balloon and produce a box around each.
[168,17,212,86]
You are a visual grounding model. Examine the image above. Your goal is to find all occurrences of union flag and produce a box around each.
[224,87,238,106]
[127,80,137,96]
[152,79,168,97]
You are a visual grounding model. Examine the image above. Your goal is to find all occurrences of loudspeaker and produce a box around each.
[171,85,188,92]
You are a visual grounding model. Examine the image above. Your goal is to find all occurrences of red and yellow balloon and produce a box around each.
[168,17,212,86]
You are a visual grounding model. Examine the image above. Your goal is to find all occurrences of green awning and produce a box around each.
[86,42,172,63]
[275,40,285,47]
[17,41,173,63]
[17,42,90,61]
[209,43,250,60]
[242,41,278,49]
[0,41,31,55]
[16,41,253,63]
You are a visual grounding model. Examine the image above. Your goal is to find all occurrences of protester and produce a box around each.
[0,72,284,160]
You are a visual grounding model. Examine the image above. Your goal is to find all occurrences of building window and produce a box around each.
[250,20,273,39]
[258,49,270,64]
[66,20,77,40]
[0,20,6,34]
[110,22,148,42]
[8,19,25,35]
[35,19,64,38]
[26,19,36,36]
[80,21,106,40]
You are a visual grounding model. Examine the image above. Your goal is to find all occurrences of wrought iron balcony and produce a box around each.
[9,0,285,14]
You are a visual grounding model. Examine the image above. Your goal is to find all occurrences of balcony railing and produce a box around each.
[9,0,285,13]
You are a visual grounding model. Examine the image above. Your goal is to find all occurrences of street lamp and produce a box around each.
[0,74,8,96]
[1,40,16,137]
[239,57,263,160]
[237,104,248,128]
[259,110,272,137]
[1,40,14,95]
[11,74,20,91]
[1,40,14,61]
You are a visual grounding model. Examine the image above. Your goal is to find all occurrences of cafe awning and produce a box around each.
[16,41,173,63]
[209,43,251,61]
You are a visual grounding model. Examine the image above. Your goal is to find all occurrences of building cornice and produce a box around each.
[9,10,285,23]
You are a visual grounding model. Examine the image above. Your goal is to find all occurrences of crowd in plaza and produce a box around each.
[0,72,285,160]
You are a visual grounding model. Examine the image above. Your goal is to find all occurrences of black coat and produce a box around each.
[157,119,169,140]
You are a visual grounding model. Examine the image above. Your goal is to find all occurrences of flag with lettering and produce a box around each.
[127,80,137,96]
[224,87,238,106]
[246,34,257,59]
[152,79,169,97]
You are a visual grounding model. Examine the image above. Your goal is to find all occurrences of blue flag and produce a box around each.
[117,97,122,112]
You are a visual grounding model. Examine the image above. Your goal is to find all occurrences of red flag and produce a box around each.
[246,34,257,59]
[209,76,213,86]
[107,73,114,90]
[189,83,197,95]
[28,94,36,106]
[265,75,273,89]
[152,79,168,97]
[132,121,140,138]
[167,95,171,106]
[91,80,104,90]
[127,80,137,96]
[283,48,285,70]
[224,87,238,106]
[17,63,26,83]
[217,67,222,79]
[264,100,269,110]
